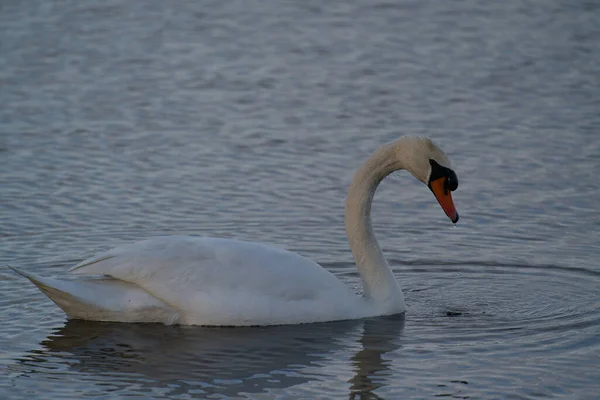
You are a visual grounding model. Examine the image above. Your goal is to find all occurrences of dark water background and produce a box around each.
[1,0,599,398]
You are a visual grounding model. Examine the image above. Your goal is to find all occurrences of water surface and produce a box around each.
[1,0,599,398]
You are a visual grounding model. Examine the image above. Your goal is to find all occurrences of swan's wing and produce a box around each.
[70,236,353,324]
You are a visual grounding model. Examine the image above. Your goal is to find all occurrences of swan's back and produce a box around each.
[69,236,361,325]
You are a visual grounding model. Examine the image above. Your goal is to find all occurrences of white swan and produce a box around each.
[11,136,459,326]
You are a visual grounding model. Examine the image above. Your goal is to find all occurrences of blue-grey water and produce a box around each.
[1,0,599,398]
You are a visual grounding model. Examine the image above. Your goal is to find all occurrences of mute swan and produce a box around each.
[11,136,459,326]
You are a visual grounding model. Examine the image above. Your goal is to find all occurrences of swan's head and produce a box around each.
[395,136,459,223]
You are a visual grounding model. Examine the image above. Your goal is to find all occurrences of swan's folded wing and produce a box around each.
[69,236,223,307]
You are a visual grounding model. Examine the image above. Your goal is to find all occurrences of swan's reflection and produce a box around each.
[21,316,405,398]
[348,317,405,399]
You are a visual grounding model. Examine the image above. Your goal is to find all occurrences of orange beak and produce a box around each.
[428,177,459,223]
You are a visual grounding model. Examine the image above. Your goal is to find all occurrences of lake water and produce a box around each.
[1,0,599,398]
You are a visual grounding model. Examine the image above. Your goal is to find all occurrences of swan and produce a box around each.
[10,136,459,326]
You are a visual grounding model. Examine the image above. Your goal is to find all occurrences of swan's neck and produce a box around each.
[345,142,405,310]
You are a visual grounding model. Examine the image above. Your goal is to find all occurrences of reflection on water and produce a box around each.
[348,318,404,400]
[16,317,405,399]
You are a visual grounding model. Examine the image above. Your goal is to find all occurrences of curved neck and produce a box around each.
[345,142,405,308]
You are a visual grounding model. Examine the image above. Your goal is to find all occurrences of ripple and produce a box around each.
[399,262,600,363]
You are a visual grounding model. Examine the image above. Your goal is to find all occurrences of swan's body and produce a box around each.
[14,237,371,325]
[12,136,459,326]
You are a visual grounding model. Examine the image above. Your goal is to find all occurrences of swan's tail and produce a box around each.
[8,265,106,319]
[7,266,179,324]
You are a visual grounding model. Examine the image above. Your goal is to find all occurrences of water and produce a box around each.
[1,0,599,398]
